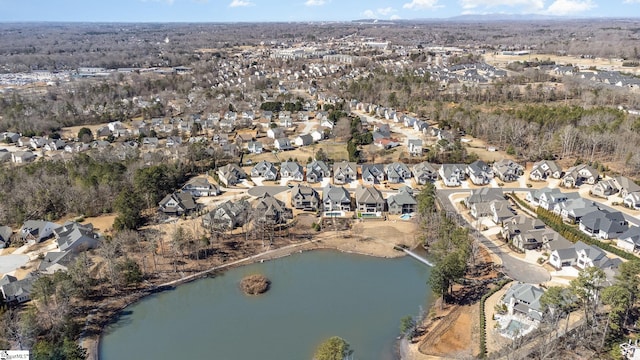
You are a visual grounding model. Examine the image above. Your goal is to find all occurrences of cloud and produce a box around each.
[390,14,402,20]
[544,0,596,14]
[228,0,254,7]
[362,7,399,19]
[459,0,544,11]
[305,0,327,6]
[363,9,376,18]
[402,0,441,9]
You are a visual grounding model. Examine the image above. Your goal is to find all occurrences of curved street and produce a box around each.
[436,189,551,284]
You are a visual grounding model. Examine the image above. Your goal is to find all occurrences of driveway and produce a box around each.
[437,189,550,284]
[0,254,30,274]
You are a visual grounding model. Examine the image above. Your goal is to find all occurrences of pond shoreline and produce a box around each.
[83,235,411,360]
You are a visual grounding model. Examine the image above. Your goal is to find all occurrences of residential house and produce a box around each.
[465,188,504,208]
[280,161,304,181]
[554,198,600,223]
[30,136,46,149]
[612,176,640,198]
[541,232,573,252]
[526,187,575,210]
[529,160,562,181]
[274,138,293,151]
[294,134,314,147]
[290,184,320,211]
[310,130,324,142]
[490,199,515,225]
[182,177,220,197]
[333,161,358,185]
[267,127,285,139]
[624,192,640,210]
[579,209,628,240]
[355,185,386,214]
[412,162,439,185]
[322,184,352,212]
[492,159,524,182]
[511,227,556,251]
[142,137,159,148]
[166,136,183,147]
[44,139,66,151]
[413,120,430,135]
[574,241,622,271]
[562,164,599,188]
[1,132,20,143]
[0,276,33,304]
[616,226,640,253]
[361,164,386,185]
[439,164,466,187]
[158,192,198,216]
[38,250,77,274]
[466,160,493,185]
[0,226,12,248]
[502,283,544,322]
[17,137,31,148]
[407,139,423,156]
[251,160,278,181]
[306,160,331,183]
[11,151,36,164]
[20,220,60,244]
[217,164,246,186]
[254,193,293,225]
[549,247,578,269]
[202,200,250,230]
[387,187,417,215]
[385,162,412,184]
[0,150,11,163]
[501,215,545,242]
[247,141,263,154]
[54,222,101,252]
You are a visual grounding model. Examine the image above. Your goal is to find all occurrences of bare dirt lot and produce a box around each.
[487,53,640,75]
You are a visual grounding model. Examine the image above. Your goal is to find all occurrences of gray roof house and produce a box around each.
[54,221,101,252]
[202,200,250,230]
[38,250,78,274]
[290,184,320,211]
[465,188,505,208]
[412,162,439,185]
[616,226,640,253]
[579,209,628,240]
[525,187,574,210]
[492,159,524,182]
[20,220,60,245]
[0,275,33,304]
[306,160,331,183]
[280,161,304,181]
[562,164,600,188]
[11,150,36,164]
[355,185,385,214]
[501,215,546,241]
[322,184,352,212]
[333,161,358,185]
[182,177,220,197]
[217,164,246,186]
[593,176,640,198]
[251,160,278,181]
[247,141,263,154]
[552,197,599,223]
[158,192,198,216]
[387,187,417,215]
[624,191,640,210]
[385,162,412,184]
[574,241,622,271]
[408,139,423,156]
[502,282,545,322]
[529,160,562,181]
[0,225,11,249]
[294,134,314,147]
[254,193,293,225]
[361,164,386,185]
[274,138,293,151]
[466,160,493,185]
[612,176,640,198]
[438,164,466,187]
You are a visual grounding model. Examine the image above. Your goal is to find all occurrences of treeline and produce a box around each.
[0,153,192,229]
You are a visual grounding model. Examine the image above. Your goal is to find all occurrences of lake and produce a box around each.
[100,250,433,360]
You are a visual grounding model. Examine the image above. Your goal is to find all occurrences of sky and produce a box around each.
[0,0,639,22]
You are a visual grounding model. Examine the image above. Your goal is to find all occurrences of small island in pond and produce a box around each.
[240,274,271,295]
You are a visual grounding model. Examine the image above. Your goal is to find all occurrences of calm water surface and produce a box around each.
[100,250,433,360]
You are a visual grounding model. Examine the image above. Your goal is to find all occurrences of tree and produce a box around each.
[117,258,143,285]
[77,127,93,143]
[570,266,606,326]
[313,336,353,360]
[400,315,417,338]
[113,189,144,231]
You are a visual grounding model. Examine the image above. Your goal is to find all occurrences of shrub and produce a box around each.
[240,274,271,295]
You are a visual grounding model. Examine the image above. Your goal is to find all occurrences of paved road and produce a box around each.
[247,186,290,197]
[0,254,30,274]
[436,189,551,284]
